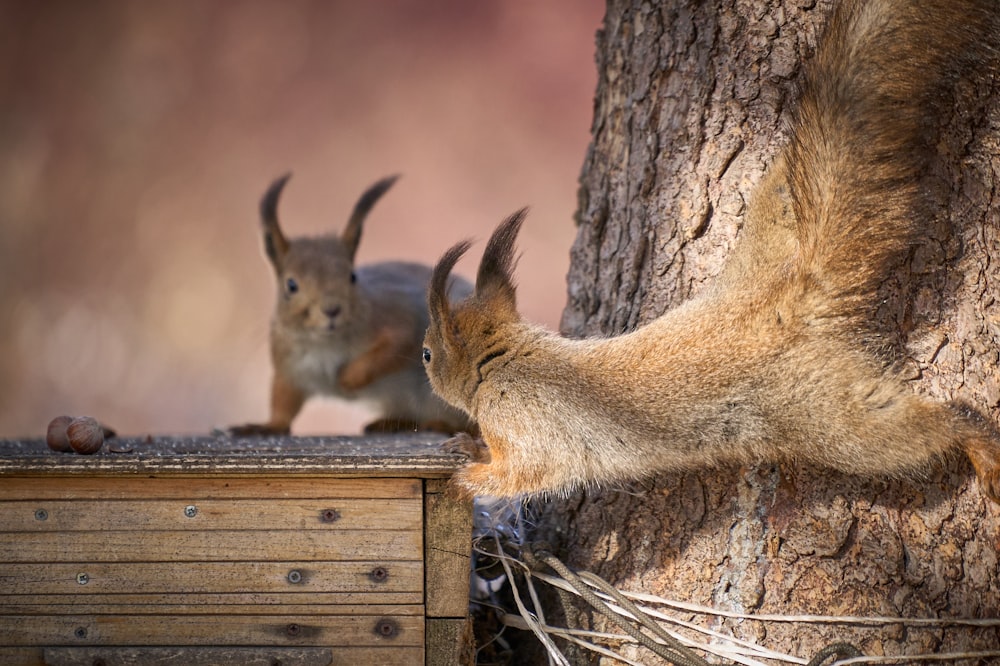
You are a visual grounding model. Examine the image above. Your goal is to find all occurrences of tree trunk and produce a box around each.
[534,1,1000,663]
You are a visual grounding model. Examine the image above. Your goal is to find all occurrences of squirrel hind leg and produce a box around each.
[949,401,1000,504]
[961,435,1000,504]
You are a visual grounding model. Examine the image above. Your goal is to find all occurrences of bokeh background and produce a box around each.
[0,0,604,437]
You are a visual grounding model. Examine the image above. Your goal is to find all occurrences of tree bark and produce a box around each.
[535,1,1000,663]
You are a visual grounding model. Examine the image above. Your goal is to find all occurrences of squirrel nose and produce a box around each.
[322,305,342,320]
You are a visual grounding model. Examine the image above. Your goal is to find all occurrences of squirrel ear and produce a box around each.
[342,174,399,263]
[429,239,472,333]
[475,208,527,312]
[261,173,292,268]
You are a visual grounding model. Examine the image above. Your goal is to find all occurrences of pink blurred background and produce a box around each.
[0,1,604,437]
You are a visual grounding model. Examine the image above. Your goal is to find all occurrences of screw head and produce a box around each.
[184,505,198,518]
[34,509,48,521]
[76,573,89,585]
[369,566,389,583]
[74,626,88,639]
[287,569,303,584]
[374,618,398,638]
[285,623,301,637]
[320,508,340,523]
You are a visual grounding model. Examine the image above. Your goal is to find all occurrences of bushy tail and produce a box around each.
[788,0,999,319]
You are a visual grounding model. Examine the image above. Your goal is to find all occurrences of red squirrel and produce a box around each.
[229,174,474,435]
[421,0,1000,500]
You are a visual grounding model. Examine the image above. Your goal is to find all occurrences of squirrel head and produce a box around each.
[423,208,527,411]
[259,173,398,339]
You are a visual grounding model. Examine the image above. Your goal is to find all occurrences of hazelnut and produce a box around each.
[46,416,75,452]
[66,416,105,454]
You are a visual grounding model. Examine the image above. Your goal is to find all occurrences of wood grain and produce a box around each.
[1,499,421,532]
[0,614,423,647]
[0,530,421,564]
[0,561,421,595]
[0,477,421,500]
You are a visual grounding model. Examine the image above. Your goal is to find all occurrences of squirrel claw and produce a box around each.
[443,432,492,463]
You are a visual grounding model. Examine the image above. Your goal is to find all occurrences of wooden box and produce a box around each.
[0,434,473,666]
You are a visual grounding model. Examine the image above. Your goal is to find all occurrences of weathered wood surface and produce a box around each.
[0,561,421,595]
[0,646,426,666]
[424,479,473,619]
[43,647,339,666]
[0,477,421,500]
[1,601,423,616]
[0,613,423,646]
[0,433,464,477]
[1,530,421,563]
[426,618,475,666]
[0,590,424,612]
[2,498,421,532]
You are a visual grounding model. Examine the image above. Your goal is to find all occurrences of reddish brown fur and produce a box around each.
[424,0,1000,500]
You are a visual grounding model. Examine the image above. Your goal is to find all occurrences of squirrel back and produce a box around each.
[423,0,1000,499]
[230,175,473,436]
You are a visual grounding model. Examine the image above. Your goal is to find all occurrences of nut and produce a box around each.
[46,416,75,452]
[66,417,105,454]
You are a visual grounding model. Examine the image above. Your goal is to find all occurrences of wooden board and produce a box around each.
[0,530,421,563]
[423,479,473,619]
[0,561,422,595]
[0,434,464,478]
[1,499,421,532]
[0,593,423,612]
[0,614,424,646]
[0,477,421,500]
[0,646,426,666]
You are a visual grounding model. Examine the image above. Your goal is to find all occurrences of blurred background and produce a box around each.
[0,0,604,437]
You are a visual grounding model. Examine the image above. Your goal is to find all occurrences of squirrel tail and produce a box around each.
[787,0,999,320]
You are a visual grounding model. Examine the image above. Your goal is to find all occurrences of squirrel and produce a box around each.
[229,174,474,436]
[421,0,1000,500]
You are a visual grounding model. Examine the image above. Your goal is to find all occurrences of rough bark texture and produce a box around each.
[536,1,1000,664]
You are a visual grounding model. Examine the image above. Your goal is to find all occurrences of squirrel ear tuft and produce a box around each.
[261,173,292,267]
[429,239,472,330]
[475,208,527,311]
[342,174,399,263]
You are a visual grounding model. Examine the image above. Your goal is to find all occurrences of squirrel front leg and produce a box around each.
[229,372,306,436]
[338,327,412,392]
[445,430,560,499]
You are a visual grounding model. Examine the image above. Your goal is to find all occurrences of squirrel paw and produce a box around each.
[963,437,1000,504]
[224,423,291,437]
[442,432,492,463]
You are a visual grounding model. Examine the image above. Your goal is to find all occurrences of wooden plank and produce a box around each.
[0,434,463,478]
[426,618,474,666]
[0,648,41,666]
[0,477,421,501]
[1,499,421,532]
[0,601,422,616]
[42,647,424,666]
[0,529,421,563]
[44,647,336,666]
[0,592,422,610]
[423,479,472,618]
[0,561,422,595]
[0,614,424,647]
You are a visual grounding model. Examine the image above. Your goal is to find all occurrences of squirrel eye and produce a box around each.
[422,347,432,363]
[285,277,299,294]
[350,271,357,284]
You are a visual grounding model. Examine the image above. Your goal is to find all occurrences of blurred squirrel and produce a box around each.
[229,174,474,436]
[422,0,1000,500]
